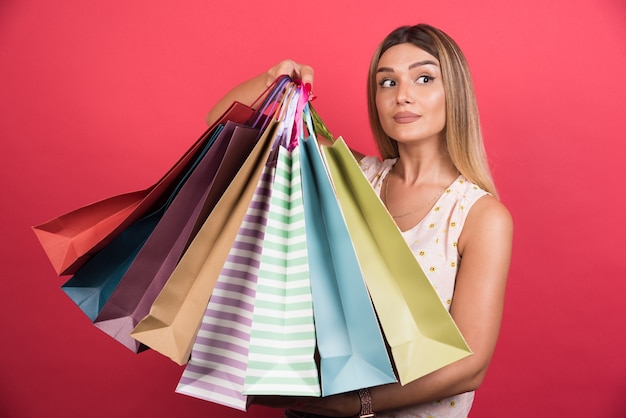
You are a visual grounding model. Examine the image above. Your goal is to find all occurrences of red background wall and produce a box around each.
[1,0,625,417]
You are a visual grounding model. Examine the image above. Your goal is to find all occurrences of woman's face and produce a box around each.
[375,43,446,146]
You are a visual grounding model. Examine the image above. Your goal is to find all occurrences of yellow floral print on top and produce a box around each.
[359,156,489,418]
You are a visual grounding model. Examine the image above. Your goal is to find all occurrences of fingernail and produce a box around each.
[305,83,316,101]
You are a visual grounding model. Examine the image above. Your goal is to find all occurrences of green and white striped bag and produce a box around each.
[243,142,320,396]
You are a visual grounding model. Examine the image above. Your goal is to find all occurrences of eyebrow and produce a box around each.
[377,60,439,73]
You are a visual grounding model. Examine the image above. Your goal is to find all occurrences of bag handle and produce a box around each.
[251,74,290,113]
[265,81,300,166]
[309,104,334,143]
[274,83,300,151]
[248,75,292,130]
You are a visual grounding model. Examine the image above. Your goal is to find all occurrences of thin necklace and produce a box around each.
[384,165,447,219]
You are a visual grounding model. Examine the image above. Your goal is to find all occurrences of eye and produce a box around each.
[416,75,435,84]
[379,78,396,88]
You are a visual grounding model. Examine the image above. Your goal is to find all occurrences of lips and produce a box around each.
[393,111,421,123]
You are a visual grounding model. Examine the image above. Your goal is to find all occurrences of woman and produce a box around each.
[207,23,513,418]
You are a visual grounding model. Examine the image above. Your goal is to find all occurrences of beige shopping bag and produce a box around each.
[130,119,280,365]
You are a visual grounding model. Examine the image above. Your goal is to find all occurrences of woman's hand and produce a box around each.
[206,59,315,126]
[265,59,315,89]
[250,391,361,417]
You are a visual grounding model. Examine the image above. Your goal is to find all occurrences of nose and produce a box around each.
[395,82,414,104]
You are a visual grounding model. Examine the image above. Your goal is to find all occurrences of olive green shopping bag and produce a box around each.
[321,138,472,385]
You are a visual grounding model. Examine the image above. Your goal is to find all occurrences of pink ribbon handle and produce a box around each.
[289,81,311,151]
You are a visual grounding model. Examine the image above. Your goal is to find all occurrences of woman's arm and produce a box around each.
[252,195,513,416]
[367,195,513,412]
[205,60,315,127]
[206,60,364,154]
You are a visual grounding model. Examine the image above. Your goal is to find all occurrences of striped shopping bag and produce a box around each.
[175,162,275,411]
[243,143,320,397]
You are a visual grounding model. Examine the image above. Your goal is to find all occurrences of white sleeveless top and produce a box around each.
[359,156,489,418]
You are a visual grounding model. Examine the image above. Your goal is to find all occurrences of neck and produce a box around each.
[393,144,458,186]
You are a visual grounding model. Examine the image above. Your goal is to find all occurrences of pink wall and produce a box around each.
[1,0,625,416]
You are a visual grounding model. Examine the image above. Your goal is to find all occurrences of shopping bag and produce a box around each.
[299,108,396,396]
[60,212,158,322]
[175,160,276,411]
[33,102,255,276]
[320,138,472,385]
[243,140,320,397]
[94,122,260,352]
[130,119,281,364]
[175,81,303,408]
[60,128,223,321]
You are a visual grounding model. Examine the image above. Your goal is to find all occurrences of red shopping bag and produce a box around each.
[32,102,255,275]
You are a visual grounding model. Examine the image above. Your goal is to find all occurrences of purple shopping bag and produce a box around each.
[175,161,275,410]
[93,122,261,352]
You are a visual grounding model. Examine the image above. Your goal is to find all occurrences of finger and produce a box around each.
[271,60,299,79]
[297,64,315,89]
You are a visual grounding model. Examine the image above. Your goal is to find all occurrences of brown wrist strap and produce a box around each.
[357,388,374,418]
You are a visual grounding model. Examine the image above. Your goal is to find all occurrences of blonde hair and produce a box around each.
[367,24,498,197]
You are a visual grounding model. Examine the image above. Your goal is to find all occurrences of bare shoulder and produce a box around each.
[467,194,512,231]
[459,194,513,254]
